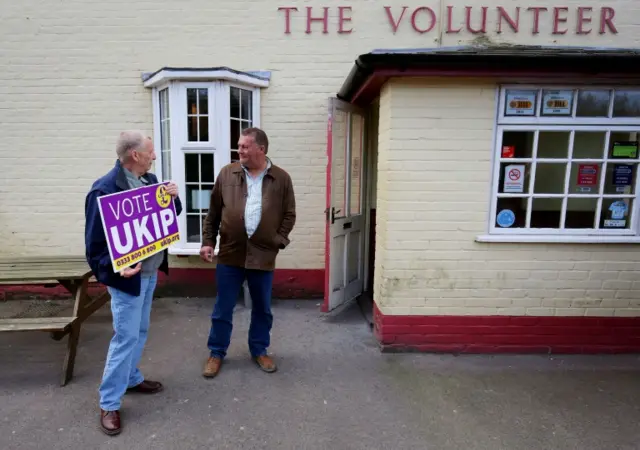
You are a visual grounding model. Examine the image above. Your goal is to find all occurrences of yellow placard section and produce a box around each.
[113,233,180,270]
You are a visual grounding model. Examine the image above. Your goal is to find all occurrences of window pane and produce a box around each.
[613,90,640,117]
[495,198,527,228]
[499,162,530,194]
[230,87,240,118]
[186,215,201,242]
[501,131,534,159]
[241,90,253,120]
[188,116,198,141]
[198,184,213,213]
[573,131,606,159]
[537,131,570,159]
[160,120,170,151]
[350,114,364,216]
[185,186,199,213]
[534,163,566,194]
[565,198,597,229]
[230,119,240,150]
[187,89,198,115]
[332,109,348,219]
[540,89,574,117]
[231,151,239,163]
[201,154,214,183]
[600,198,633,229]
[185,154,199,182]
[605,163,636,195]
[609,132,639,159]
[576,90,611,117]
[531,198,562,228]
[569,162,601,194]
[161,151,171,180]
[199,116,209,141]
[198,88,208,115]
[504,89,537,116]
[159,89,169,120]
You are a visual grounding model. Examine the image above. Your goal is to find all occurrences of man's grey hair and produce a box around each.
[116,130,151,161]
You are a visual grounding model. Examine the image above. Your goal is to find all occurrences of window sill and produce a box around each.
[475,234,640,244]
[168,246,219,256]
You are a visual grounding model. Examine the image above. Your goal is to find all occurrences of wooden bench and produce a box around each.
[0,256,111,386]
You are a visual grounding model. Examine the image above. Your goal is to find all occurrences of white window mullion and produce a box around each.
[594,130,611,229]
[152,88,163,180]
[173,83,188,249]
[252,87,261,128]
[489,127,504,233]
[560,130,575,229]
[525,130,539,229]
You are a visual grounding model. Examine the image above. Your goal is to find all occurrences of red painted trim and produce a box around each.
[351,69,640,106]
[322,106,333,313]
[0,268,324,301]
[373,304,640,354]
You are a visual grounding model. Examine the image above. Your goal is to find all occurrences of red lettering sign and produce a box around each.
[277,5,619,36]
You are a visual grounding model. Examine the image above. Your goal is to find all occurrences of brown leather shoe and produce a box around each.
[126,379,163,394]
[100,409,121,436]
[253,355,277,373]
[203,356,222,378]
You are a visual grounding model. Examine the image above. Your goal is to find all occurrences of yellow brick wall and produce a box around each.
[0,0,637,272]
[374,78,640,318]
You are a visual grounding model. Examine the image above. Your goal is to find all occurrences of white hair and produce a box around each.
[116,130,150,162]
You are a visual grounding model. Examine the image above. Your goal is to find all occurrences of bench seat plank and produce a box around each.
[0,257,91,283]
[0,317,76,332]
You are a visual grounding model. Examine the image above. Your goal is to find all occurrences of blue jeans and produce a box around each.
[99,274,157,411]
[207,264,274,359]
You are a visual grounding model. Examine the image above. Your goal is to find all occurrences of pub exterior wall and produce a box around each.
[375,78,640,318]
[0,0,637,273]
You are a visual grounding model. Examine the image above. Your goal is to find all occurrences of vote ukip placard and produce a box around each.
[98,182,180,273]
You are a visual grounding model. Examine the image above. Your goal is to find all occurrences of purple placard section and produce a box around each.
[97,182,179,272]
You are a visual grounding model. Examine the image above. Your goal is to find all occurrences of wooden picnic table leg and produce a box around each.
[60,276,89,387]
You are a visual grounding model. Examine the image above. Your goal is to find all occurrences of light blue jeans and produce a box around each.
[99,274,157,411]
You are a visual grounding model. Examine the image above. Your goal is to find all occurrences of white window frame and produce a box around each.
[478,84,640,244]
[146,69,268,254]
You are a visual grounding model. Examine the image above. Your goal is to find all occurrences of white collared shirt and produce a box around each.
[242,160,271,237]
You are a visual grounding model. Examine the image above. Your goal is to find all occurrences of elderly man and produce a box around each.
[200,127,296,378]
[84,130,182,436]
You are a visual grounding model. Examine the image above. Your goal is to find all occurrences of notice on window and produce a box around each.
[505,90,536,116]
[604,200,628,228]
[576,164,599,193]
[502,145,515,158]
[542,90,573,116]
[612,141,638,158]
[504,164,525,193]
[613,164,633,193]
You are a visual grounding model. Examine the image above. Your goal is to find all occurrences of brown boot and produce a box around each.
[203,356,222,378]
[253,355,277,373]
[100,409,121,436]
[126,379,164,394]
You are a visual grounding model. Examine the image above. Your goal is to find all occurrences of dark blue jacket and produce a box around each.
[84,160,183,296]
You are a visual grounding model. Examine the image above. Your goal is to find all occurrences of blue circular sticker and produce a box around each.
[497,209,516,228]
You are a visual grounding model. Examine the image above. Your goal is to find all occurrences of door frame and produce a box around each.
[322,97,371,313]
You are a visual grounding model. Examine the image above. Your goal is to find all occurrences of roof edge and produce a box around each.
[338,44,640,105]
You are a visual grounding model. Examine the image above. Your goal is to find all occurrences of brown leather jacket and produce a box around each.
[202,160,296,271]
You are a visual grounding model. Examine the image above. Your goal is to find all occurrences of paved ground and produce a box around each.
[1,297,640,450]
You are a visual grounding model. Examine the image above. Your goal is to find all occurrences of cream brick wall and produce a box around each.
[0,0,638,272]
[375,78,640,317]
